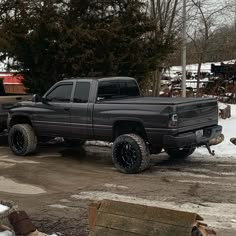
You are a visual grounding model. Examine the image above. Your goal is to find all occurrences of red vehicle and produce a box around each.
[0,73,30,132]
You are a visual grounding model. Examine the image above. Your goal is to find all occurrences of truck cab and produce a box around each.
[18,77,140,139]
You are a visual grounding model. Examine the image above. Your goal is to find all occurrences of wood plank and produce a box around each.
[94,212,191,236]
[98,200,198,228]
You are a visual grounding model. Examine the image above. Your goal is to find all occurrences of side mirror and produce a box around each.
[32,94,42,103]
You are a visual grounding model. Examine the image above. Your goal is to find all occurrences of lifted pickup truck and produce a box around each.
[7,77,222,173]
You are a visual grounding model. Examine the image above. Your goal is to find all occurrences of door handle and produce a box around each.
[64,107,70,111]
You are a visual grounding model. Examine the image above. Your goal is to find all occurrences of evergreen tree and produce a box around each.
[0,0,174,94]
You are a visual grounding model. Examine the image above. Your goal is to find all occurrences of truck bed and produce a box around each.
[97,96,218,130]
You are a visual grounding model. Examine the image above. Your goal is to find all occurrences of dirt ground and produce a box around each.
[0,134,236,236]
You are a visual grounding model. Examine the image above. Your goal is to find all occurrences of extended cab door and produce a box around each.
[33,82,73,137]
[70,81,92,139]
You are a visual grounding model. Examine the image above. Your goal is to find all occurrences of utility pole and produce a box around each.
[235,0,236,31]
[182,0,187,97]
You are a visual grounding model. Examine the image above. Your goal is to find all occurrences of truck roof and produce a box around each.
[63,77,136,83]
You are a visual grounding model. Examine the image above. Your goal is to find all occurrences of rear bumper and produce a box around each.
[163,125,222,148]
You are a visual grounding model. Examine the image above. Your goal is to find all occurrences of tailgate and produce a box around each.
[177,99,218,130]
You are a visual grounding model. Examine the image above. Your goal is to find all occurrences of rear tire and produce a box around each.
[8,124,37,156]
[165,146,196,159]
[112,134,150,174]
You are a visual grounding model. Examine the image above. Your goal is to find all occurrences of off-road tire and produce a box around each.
[8,124,37,156]
[112,133,150,174]
[165,146,196,159]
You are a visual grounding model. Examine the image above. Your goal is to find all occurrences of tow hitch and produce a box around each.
[205,133,224,156]
[205,143,215,156]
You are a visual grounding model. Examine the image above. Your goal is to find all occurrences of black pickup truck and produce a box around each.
[7,77,222,173]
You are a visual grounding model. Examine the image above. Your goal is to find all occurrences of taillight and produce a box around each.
[168,114,178,128]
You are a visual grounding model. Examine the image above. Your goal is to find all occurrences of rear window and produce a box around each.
[97,80,139,100]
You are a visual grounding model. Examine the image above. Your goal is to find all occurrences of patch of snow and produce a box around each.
[49,204,69,209]
[0,231,14,236]
[104,184,128,189]
[71,191,236,230]
[0,177,46,195]
[0,157,40,164]
[218,102,228,110]
[85,141,112,147]
[0,204,9,214]
[59,199,71,203]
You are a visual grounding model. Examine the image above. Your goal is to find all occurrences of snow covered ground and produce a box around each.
[194,104,236,159]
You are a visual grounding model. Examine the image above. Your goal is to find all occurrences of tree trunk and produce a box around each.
[153,70,161,97]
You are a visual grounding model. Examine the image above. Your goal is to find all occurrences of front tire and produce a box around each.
[165,146,196,159]
[8,124,37,156]
[112,134,150,174]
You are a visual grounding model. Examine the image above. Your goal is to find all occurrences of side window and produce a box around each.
[47,84,73,103]
[97,82,119,100]
[73,82,90,103]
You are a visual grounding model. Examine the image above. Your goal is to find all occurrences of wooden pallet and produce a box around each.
[88,200,204,236]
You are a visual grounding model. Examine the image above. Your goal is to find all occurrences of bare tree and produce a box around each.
[147,0,180,96]
[187,0,231,96]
